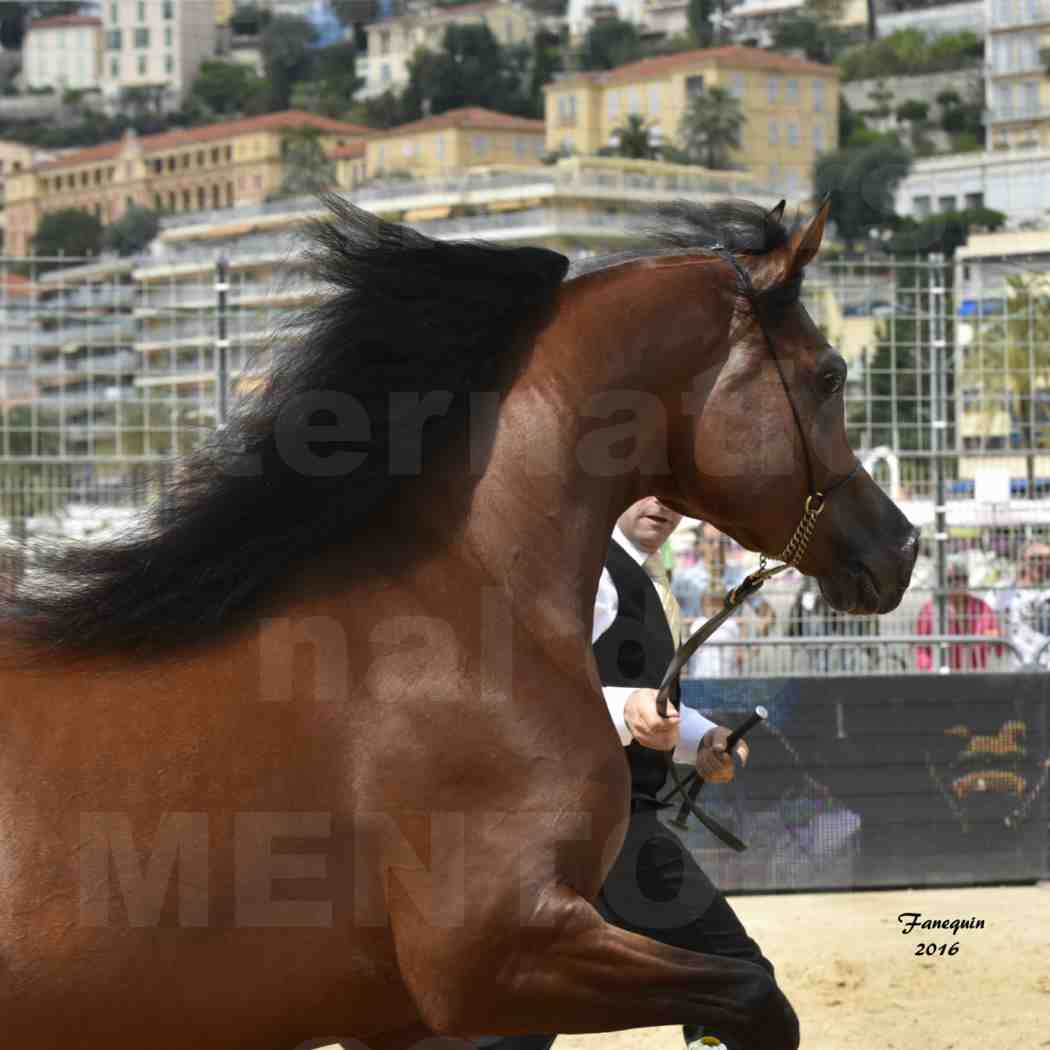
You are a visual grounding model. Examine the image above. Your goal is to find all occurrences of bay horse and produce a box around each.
[0,196,917,1050]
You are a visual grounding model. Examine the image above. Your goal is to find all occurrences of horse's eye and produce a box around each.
[822,368,845,396]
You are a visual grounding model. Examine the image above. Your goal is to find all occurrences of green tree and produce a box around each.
[814,138,912,251]
[888,205,1006,257]
[401,24,531,120]
[230,3,272,35]
[772,14,850,65]
[187,60,270,118]
[677,85,745,170]
[103,206,161,257]
[260,15,318,110]
[528,28,564,117]
[270,127,337,198]
[31,208,103,268]
[578,18,643,71]
[292,40,362,117]
[687,0,716,47]
[349,89,408,129]
[610,113,657,159]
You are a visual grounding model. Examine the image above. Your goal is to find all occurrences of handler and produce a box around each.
[479,497,793,1050]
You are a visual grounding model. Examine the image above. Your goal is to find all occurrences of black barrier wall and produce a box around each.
[670,675,1048,891]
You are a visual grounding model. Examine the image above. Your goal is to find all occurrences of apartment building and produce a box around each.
[2,111,370,256]
[985,0,1050,151]
[367,107,546,177]
[100,0,218,112]
[728,0,869,46]
[544,45,839,198]
[359,1,539,98]
[566,0,689,41]
[22,14,103,93]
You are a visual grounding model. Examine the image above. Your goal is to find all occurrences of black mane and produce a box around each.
[2,196,794,658]
[2,195,568,656]
[569,198,795,278]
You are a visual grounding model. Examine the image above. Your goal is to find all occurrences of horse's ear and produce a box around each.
[767,200,786,225]
[784,197,831,278]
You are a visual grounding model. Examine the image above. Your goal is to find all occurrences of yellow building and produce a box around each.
[2,111,371,257]
[544,45,839,197]
[366,107,546,178]
[359,0,540,98]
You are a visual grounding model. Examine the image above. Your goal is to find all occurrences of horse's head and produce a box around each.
[654,199,918,614]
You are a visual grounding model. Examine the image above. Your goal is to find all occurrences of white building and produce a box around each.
[876,0,985,39]
[895,149,1050,229]
[100,0,217,112]
[22,14,103,94]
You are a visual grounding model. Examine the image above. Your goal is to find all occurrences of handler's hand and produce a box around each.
[696,726,749,783]
[624,688,680,751]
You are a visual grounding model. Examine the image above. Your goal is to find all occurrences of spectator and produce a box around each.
[916,558,1001,671]
[997,542,1050,666]
[787,575,879,673]
[672,522,776,640]
[687,590,743,678]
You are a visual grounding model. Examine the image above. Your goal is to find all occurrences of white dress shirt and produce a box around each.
[594,526,718,764]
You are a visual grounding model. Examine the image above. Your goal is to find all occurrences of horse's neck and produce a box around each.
[446,260,727,669]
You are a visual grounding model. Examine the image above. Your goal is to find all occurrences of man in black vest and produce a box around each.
[477,497,789,1050]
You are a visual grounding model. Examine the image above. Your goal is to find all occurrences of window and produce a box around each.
[138,53,147,76]
[1025,79,1039,114]
[628,89,640,114]
[110,57,119,77]
[686,75,704,99]
[198,187,206,209]
[648,85,660,112]
[110,2,118,22]
[938,195,956,212]
[767,76,781,104]
[965,191,984,209]
[164,26,173,47]
[768,118,779,145]
[107,28,122,50]
[472,134,489,155]
[514,135,526,158]
[786,79,798,104]
[377,144,385,167]
[134,27,149,48]
[137,1,145,21]
[197,150,205,166]
[607,91,619,120]
[729,74,745,100]
[812,79,824,113]
[211,147,219,163]
[813,122,825,151]
[163,0,174,18]
[557,93,577,125]
[165,53,174,74]
[436,134,445,160]
[913,195,931,218]
[787,122,799,146]
[381,63,390,84]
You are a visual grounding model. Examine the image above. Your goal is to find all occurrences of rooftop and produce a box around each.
[374,107,545,138]
[547,45,840,90]
[26,14,102,31]
[35,111,372,174]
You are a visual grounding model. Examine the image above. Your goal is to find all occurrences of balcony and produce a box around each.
[990,0,1050,29]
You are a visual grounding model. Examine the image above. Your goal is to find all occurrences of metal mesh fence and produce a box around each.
[4,247,1050,673]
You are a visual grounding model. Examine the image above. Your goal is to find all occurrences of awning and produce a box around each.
[402,206,452,222]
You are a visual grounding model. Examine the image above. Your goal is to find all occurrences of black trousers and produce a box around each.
[475,804,776,1050]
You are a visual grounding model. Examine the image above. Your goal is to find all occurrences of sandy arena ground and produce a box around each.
[554,883,1050,1050]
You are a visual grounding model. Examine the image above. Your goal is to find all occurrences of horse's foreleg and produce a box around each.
[390,882,798,1050]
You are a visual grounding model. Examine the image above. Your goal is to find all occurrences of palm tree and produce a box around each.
[677,86,744,170]
[611,114,656,160]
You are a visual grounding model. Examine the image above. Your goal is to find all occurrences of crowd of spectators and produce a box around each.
[670,522,1050,675]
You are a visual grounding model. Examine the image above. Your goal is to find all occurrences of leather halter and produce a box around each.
[652,238,861,846]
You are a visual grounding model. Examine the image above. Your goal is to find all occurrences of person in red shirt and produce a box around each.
[916,559,1002,671]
